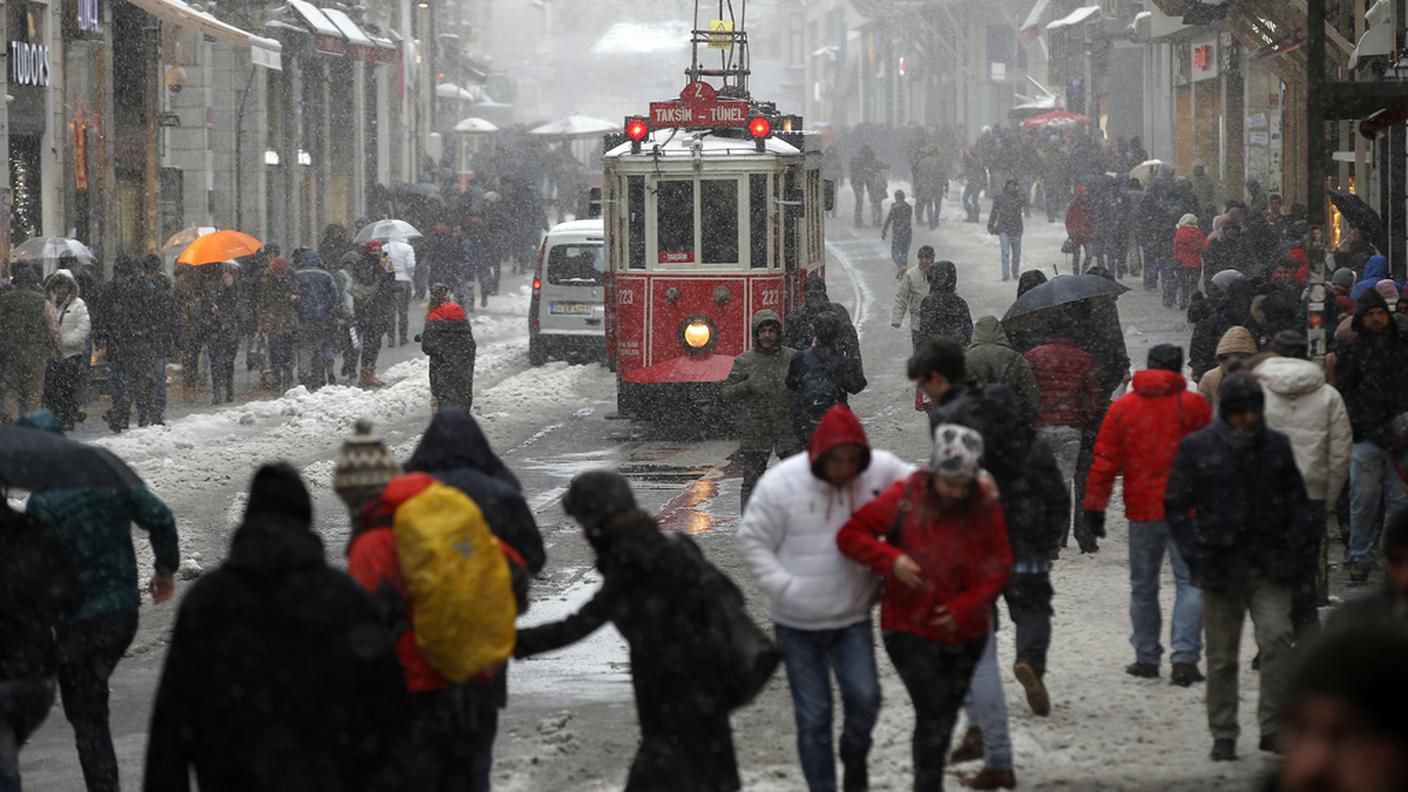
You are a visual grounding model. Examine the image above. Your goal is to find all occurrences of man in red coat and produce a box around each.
[1083,344,1212,686]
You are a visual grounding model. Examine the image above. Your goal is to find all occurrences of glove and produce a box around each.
[1085,510,1107,539]
[1073,511,1103,555]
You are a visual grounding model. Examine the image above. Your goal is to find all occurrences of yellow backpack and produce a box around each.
[392,479,517,682]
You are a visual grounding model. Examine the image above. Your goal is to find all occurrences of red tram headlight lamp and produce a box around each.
[680,316,717,355]
[748,116,772,139]
[625,117,649,141]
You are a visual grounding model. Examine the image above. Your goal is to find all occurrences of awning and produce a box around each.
[1020,0,1052,40]
[1048,5,1101,31]
[128,0,282,70]
[288,0,346,56]
[320,7,373,48]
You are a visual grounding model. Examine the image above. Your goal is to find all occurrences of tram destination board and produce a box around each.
[648,81,751,129]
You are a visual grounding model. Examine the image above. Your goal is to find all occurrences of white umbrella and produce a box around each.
[528,114,617,138]
[454,116,499,134]
[160,226,218,258]
[353,219,423,244]
[12,237,96,274]
[1128,159,1167,186]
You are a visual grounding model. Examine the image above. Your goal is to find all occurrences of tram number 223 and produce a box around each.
[761,289,781,307]
[618,290,635,306]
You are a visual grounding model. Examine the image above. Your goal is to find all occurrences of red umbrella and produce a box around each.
[1022,110,1092,129]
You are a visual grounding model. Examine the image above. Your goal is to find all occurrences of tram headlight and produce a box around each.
[681,317,715,354]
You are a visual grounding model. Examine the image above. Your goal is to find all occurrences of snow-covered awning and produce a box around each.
[320,7,373,48]
[287,0,340,39]
[1020,0,1052,39]
[1047,5,1100,31]
[127,0,282,70]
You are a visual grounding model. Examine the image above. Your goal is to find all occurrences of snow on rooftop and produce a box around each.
[591,21,688,57]
[1047,5,1100,30]
[605,132,800,159]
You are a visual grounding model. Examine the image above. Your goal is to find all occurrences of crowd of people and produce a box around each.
[0,169,552,431]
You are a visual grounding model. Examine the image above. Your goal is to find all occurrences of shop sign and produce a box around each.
[9,41,51,87]
[1191,40,1218,81]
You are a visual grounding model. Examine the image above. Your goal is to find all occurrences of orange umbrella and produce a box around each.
[175,230,264,266]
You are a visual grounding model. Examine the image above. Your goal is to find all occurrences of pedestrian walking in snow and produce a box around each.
[205,264,242,404]
[787,314,867,447]
[917,261,974,349]
[98,258,159,431]
[963,316,1039,424]
[784,276,863,366]
[294,250,341,390]
[144,464,408,792]
[1166,371,1315,761]
[1254,333,1352,638]
[1084,344,1212,683]
[20,409,178,792]
[257,254,300,393]
[0,500,79,792]
[1170,214,1207,310]
[867,162,890,227]
[882,190,915,278]
[838,424,1012,792]
[961,145,986,224]
[384,238,417,347]
[1063,186,1096,274]
[987,180,1027,282]
[915,146,948,229]
[418,287,477,413]
[1197,325,1260,409]
[40,269,89,430]
[738,405,914,792]
[1025,312,1105,542]
[142,255,179,424]
[892,246,936,346]
[349,243,396,388]
[1335,287,1408,583]
[722,310,801,509]
[0,265,62,424]
[517,471,748,792]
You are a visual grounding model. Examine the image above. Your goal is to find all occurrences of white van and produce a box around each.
[528,218,605,365]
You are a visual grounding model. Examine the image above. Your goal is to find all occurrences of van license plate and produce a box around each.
[549,302,591,316]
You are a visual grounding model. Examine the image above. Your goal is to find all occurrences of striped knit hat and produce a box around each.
[332,419,402,510]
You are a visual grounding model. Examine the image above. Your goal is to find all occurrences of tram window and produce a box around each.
[628,176,645,269]
[783,170,799,271]
[701,179,739,264]
[657,180,695,263]
[749,174,768,268]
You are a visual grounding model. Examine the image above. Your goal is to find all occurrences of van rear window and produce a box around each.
[547,244,605,286]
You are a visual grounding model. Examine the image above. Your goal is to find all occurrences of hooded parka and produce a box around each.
[721,310,799,454]
[1253,357,1352,503]
[964,316,1040,422]
[1197,325,1259,408]
[917,261,973,346]
[44,270,91,359]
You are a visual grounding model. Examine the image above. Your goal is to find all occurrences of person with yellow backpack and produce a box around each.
[335,416,538,792]
[515,471,779,792]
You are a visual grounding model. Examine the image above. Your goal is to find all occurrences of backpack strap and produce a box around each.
[887,480,914,548]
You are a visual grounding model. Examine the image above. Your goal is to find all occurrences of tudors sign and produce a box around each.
[649,81,751,129]
[10,41,51,87]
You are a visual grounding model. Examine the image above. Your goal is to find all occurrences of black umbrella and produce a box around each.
[0,426,145,491]
[1328,189,1389,255]
[1002,274,1130,330]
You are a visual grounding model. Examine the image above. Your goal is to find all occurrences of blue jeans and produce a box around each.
[963,184,982,220]
[961,630,1012,770]
[1129,520,1203,666]
[151,356,167,420]
[999,232,1022,280]
[1349,441,1408,563]
[775,620,882,792]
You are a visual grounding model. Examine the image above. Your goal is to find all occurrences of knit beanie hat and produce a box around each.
[930,424,984,480]
[333,419,402,510]
[1270,330,1309,359]
[1146,344,1184,373]
[1330,267,1356,289]
[1218,369,1265,416]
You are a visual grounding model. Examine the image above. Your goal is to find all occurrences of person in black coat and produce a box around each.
[514,471,742,792]
[783,275,863,365]
[918,260,974,347]
[143,464,408,792]
[1165,371,1313,762]
[1,503,79,790]
[100,257,163,432]
[786,313,867,446]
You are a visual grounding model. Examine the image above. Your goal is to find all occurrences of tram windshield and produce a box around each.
[654,177,744,268]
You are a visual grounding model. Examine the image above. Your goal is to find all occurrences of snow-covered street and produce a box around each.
[23,189,1309,790]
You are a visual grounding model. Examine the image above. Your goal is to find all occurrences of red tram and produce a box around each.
[601,14,830,420]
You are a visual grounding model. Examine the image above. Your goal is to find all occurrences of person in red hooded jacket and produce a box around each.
[1064,185,1096,274]
[1171,213,1208,310]
[418,284,477,412]
[838,424,1011,792]
[1083,344,1212,686]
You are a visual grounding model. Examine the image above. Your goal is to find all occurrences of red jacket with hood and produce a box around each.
[837,473,1011,645]
[1084,368,1212,521]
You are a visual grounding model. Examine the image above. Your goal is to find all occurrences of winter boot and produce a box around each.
[962,768,1016,790]
[359,368,385,389]
[1171,663,1205,687]
[949,727,984,765]
[1125,662,1160,679]
[1210,738,1236,761]
[1013,661,1051,716]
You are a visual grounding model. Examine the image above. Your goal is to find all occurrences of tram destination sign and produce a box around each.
[649,81,752,129]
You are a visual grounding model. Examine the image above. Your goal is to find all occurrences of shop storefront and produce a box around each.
[8,0,53,249]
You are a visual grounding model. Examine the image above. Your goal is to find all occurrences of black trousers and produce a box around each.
[883,632,985,791]
[629,715,740,792]
[208,333,239,401]
[43,355,88,428]
[55,611,139,792]
[738,443,801,511]
[406,686,497,792]
[108,354,156,430]
[392,282,412,344]
[357,318,385,372]
[1292,500,1328,641]
[1004,571,1055,676]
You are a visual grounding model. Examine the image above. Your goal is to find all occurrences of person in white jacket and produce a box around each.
[42,269,91,430]
[1254,331,1352,638]
[737,404,914,792]
[383,238,416,346]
